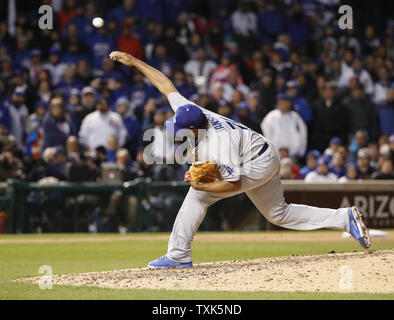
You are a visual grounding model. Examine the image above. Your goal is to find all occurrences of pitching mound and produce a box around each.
[18,249,394,293]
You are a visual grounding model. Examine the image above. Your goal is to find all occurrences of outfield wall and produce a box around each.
[0,179,393,233]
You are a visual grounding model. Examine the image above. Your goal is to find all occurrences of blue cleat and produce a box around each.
[348,206,371,249]
[148,255,193,269]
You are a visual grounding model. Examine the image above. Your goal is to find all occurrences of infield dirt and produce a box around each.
[18,249,394,294]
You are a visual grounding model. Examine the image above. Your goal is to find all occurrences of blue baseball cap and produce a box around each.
[277,93,292,101]
[165,104,204,134]
[306,150,321,159]
[330,136,342,145]
[238,101,251,110]
[317,155,330,166]
[49,47,61,56]
[34,100,49,109]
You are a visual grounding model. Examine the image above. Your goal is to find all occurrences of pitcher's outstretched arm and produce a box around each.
[109,51,178,97]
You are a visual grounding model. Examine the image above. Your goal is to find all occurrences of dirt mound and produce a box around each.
[18,249,394,293]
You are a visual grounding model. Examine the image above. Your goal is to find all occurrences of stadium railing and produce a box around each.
[1,179,393,233]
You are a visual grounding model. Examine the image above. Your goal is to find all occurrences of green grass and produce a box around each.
[0,232,393,300]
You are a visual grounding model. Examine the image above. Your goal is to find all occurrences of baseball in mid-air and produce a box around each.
[92,17,104,28]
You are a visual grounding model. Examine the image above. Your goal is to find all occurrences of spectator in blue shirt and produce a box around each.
[135,0,164,24]
[56,64,85,97]
[286,80,313,124]
[300,150,320,179]
[173,68,197,99]
[148,44,176,78]
[63,3,95,42]
[285,1,311,48]
[258,1,284,45]
[163,0,188,24]
[329,151,347,177]
[42,95,74,150]
[128,71,158,117]
[0,101,11,133]
[87,26,116,70]
[106,0,138,25]
[13,37,30,69]
[116,96,143,159]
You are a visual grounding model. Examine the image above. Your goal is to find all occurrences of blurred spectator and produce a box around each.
[184,48,217,90]
[286,80,312,124]
[115,96,142,159]
[43,47,66,86]
[223,69,249,102]
[351,57,374,96]
[329,152,347,178]
[280,157,296,179]
[57,64,84,96]
[42,95,73,150]
[58,0,78,32]
[376,88,394,136]
[41,146,67,181]
[261,93,307,159]
[63,2,96,42]
[356,148,375,179]
[144,107,174,165]
[0,147,25,181]
[87,25,115,70]
[343,83,377,144]
[210,52,238,85]
[117,20,144,60]
[278,147,301,179]
[349,130,369,163]
[106,135,119,163]
[3,87,28,149]
[173,68,197,99]
[79,97,127,150]
[25,101,47,159]
[257,0,283,45]
[115,148,134,181]
[128,71,157,116]
[130,148,153,179]
[236,101,262,134]
[135,0,164,24]
[368,141,380,169]
[148,44,175,78]
[230,0,258,52]
[304,156,338,182]
[373,67,391,105]
[371,159,394,179]
[389,135,394,159]
[300,150,320,179]
[323,137,342,160]
[217,100,236,120]
[285,1,311,50]
[338,163,359,182]
[65,136,98,182]
[310,84,348,152]
[162,25,189,64]
[107,0,138,25]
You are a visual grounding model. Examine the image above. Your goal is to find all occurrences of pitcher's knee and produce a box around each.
[266,203,289,225]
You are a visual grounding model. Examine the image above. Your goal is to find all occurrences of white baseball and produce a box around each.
[92,17,104,28]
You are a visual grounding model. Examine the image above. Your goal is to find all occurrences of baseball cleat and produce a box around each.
[348,206,371,249]
[148,255,193,269]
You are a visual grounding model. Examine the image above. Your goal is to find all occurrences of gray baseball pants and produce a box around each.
[167,144,350,263]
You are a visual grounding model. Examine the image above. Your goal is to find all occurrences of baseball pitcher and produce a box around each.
[109,51,371,269]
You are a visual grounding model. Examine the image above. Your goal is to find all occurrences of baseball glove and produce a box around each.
[184,161,219,183]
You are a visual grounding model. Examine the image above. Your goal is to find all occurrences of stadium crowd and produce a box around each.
[0,0,393,185]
